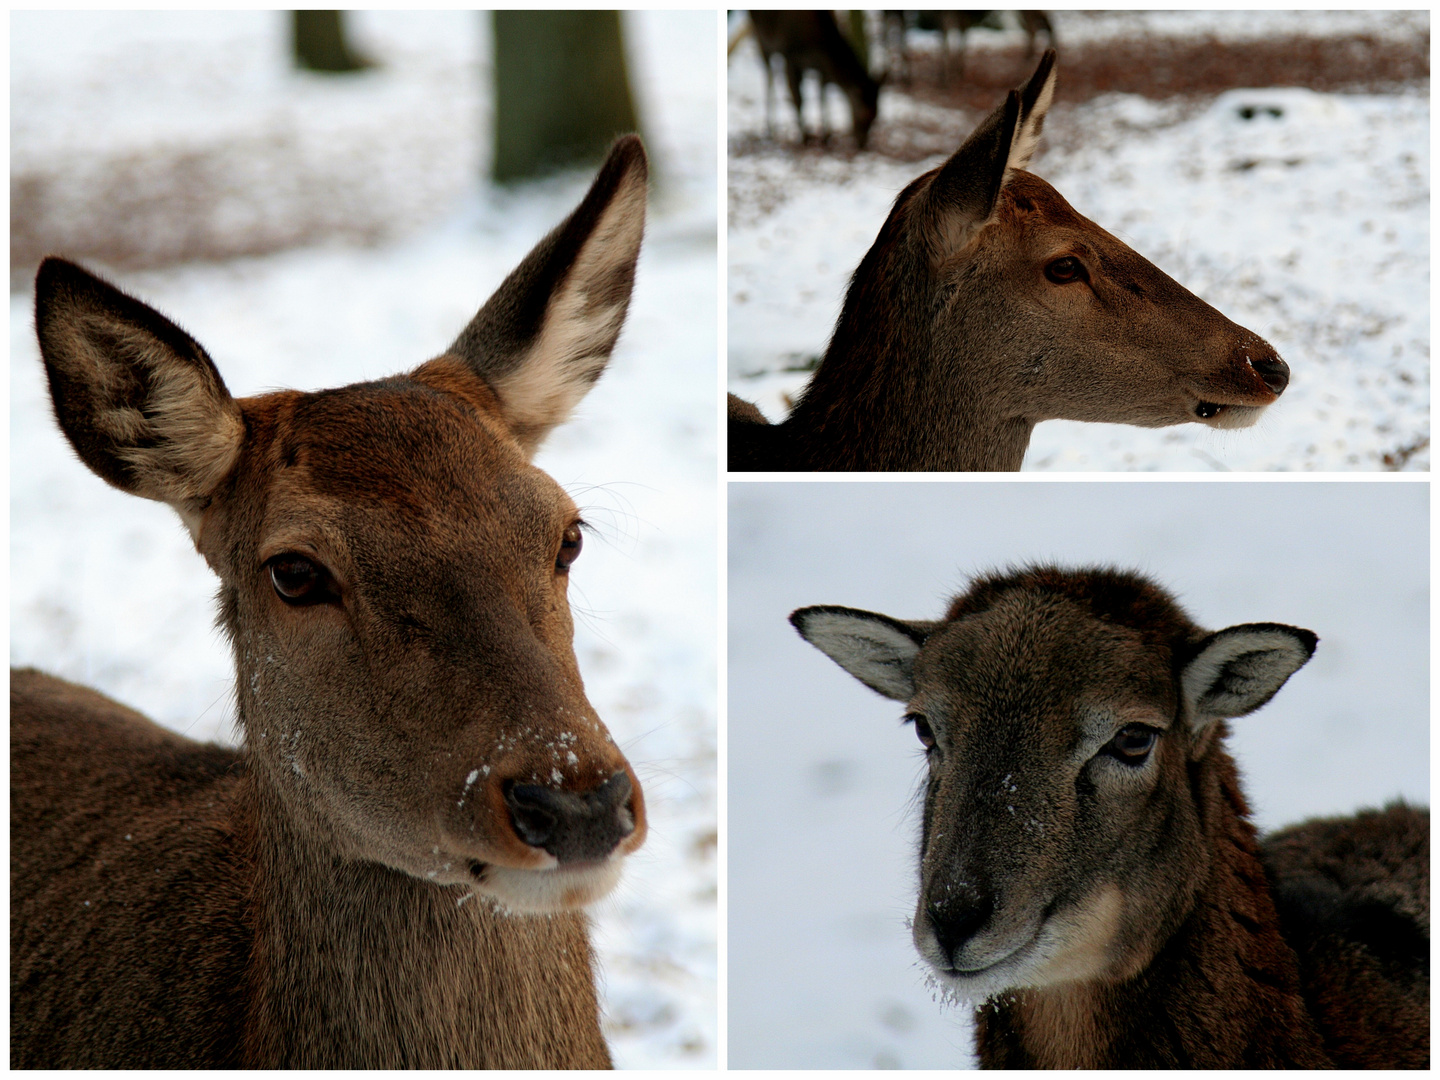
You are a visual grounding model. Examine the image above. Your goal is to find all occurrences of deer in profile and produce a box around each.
[12,136,651,1068]
[729,51,1291,471]
[750,10,881,150]
[792,565,1428,1068]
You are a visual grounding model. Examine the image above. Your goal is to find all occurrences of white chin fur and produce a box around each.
[916,886,1122,1001]
[916,930,1039,1003]
[1207,403,1265,430]
[479,858,625,913]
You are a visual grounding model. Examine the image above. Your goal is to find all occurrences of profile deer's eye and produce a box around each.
[906,713,936,751]
[1107,724,1159,764]
[556,523,583,572]
[267,554,334,606]
[1044,256,1085,284]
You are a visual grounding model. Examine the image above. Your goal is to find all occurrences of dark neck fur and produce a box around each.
[781,200,1032,471]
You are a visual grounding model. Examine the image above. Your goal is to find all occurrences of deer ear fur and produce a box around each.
[447,135,648,458]
[921,48,1056,265]
[791,606,938,701]
[1180,622,1318,758]
[34,257,243,542]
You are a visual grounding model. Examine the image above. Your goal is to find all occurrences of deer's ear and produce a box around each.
[921,48,1056,263]
[1006,48,1056,172]
[1180,623,1317,758]
[448,135,648,458]
[791,606,938,701]
[35,257,243,540]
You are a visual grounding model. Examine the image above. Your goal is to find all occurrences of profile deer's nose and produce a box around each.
[926,890,995,965]
[504,770,635,864]
[1250,354,1289,395]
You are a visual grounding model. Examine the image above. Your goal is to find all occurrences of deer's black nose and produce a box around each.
[505,770,635,864]
[1251,354,1289,395]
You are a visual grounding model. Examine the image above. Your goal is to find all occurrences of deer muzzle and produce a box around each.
[504,770,637,865]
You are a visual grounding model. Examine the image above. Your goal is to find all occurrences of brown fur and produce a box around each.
[792,566,1428,1068]
[12,136,651,1068]
[731,53,1290,471]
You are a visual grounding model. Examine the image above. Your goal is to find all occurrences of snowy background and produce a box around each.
[10,11,716,1068]
[728,11,1429,470]
[729,480,1428,1068]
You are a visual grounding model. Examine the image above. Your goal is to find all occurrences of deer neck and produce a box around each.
[239,771,609,1069]
[978,750,1330,1068]
[786,337,1033,471]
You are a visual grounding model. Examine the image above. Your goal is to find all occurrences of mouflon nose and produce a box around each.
[926,888,995,966]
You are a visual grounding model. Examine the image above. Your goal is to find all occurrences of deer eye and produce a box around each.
[556,523,583,572]
[1044,256,1085,284]
[267,554,336,606]
[906,712,936,751]
[1106,724,1158,764]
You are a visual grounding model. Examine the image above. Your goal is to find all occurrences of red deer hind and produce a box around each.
[729,51,1291,471]
[12,136,650,1068]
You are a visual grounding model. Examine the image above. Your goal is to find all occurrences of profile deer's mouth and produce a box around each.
[1193,399,1267,430]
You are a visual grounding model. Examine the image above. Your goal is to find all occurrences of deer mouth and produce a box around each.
[1192,399,1267,430]
[479,857,626,912]
[1192,397,1272,432]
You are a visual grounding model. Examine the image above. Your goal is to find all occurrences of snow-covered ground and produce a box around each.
[728,480,1428,1068]
[10,11,716,1069]
[728,12,1429,470]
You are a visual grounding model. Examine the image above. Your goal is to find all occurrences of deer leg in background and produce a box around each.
[784,58,808,143]
[760,48,776,139]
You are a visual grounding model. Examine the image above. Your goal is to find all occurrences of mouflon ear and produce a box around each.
[447,135,648,458]
[919,48,1056,264]
[1181,622,1318,758]
[791,605,938,701]
[34,257,244,540]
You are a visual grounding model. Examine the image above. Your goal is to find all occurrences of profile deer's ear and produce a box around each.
[921,48,1056,264]
[34,257,244,541]
[791,605,938,701]
[448,135,648,457]
[1180,623,1318,758]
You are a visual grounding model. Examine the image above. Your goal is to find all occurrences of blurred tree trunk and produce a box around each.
[292,11,371,73]
[492,11,640,182]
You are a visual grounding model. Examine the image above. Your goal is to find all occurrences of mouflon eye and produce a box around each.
[1108,724,1158,764]
[268,554,334,606]
[557,523,583,571]
[1044,256,1085,284]
[907,712,937,751]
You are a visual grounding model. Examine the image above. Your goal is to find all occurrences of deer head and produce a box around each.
[34,136,652,913]
[781,52,1290,470]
